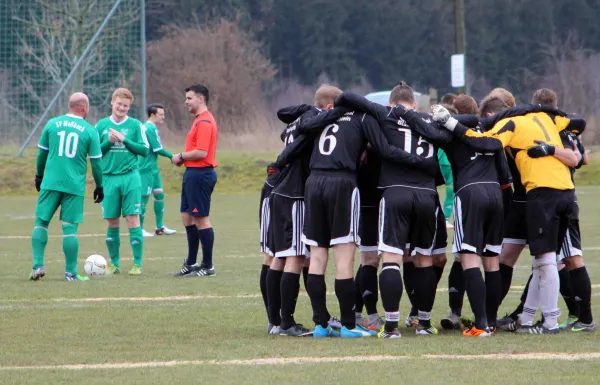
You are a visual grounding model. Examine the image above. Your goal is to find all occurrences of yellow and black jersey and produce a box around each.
[452,112,574,192]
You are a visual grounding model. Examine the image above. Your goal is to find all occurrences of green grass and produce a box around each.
[1,184,600,384]
[0,150,279,195]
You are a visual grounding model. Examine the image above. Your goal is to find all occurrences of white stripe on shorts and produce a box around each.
[275,201,308,258]
[377,197,404,256]
[331,188,361,246]
[259,197,272,255]
[558,229,582,261]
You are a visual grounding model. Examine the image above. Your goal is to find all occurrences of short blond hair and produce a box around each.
[314,84,342,109]
[112,87,134,103]
[486,87,515,108]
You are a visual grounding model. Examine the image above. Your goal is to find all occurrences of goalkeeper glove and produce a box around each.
[35,175,43,192]
[431,105,458,131]
[527,140,555,158]
[93,187,104,203]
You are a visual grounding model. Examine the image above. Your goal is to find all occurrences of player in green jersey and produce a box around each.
[30,92,104,282]
[438,148,454,229]
[139,103,177,237]
[96,88,149,275]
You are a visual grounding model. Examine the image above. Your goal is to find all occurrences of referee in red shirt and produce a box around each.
[173,84,218,277]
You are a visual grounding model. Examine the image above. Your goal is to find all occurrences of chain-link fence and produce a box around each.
[0,0,145,155]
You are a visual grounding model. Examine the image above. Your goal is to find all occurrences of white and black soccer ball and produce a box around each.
[84,254,108,276]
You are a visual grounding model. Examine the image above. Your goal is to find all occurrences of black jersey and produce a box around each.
[440,120,512,192]
[440,127,499,191]
[335,92,452,191]
[357,145,382,205]
[271,106,319,198]
[560,130,586,181]
[505,148,526,200]
[295,107,438,177]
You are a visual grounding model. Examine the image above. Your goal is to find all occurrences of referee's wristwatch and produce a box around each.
[178,153,184,161]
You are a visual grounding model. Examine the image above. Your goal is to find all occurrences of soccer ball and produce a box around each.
[84,254,108,276]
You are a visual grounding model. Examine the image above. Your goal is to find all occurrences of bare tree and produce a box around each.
[8,0,140,116]
[534,31,600,143]
[147,19,277,134]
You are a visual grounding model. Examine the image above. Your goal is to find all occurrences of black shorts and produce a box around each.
[503,200,528,245]
[433,197,448,254]
[270,193,307,258]
[359,205,379,252]
[180,167,217,217]
[378,187,438,256]
[453,183,503,256]
[303,173,360,248]
[558,219,582,262]
[526,188,576,256]
[259,182,274,255]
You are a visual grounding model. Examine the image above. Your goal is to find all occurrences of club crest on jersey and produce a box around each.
[396,117,408,128]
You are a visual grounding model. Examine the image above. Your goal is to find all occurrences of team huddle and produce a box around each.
[259,83,595,338]
[29,88,179,281]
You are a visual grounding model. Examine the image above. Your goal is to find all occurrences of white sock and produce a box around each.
[521,261,540,325]
[385,311,400,323]
[368,313,381,323]
[538,253,560,328]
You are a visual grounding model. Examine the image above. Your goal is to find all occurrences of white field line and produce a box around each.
[1,353,599,371]
[0,253,256,260]
[2,285,600,305]
[3,230,600,252]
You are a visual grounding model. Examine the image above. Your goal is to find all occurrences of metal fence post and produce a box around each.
[16,0,125,157]
[140,0,147,122]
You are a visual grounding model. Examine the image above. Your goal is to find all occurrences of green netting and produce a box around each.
[0,0,144,155]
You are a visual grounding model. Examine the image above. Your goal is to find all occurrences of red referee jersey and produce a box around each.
[184,110,218,168]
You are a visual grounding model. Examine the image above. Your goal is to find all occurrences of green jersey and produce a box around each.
[138,121,164,172]
[437,148,451,167]
[96,116,147,175]
[37,114,102,196]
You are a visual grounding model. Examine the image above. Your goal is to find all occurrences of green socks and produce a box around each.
[443,186,454,220]
[106,227,121,268]
[62,223,79,275]
[154,192,165,229]
[129,226,143,266]
[140,195,150,228]
[31,218,49,269]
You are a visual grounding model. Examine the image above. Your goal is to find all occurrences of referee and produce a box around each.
[173,84,218,277]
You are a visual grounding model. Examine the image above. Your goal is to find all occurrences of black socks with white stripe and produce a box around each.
[379,263,402,332]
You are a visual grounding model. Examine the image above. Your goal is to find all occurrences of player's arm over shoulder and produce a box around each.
[453,117,512,151]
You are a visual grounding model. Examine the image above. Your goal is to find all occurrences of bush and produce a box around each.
[147,20,277,135]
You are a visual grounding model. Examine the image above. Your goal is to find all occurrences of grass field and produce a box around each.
[1,171,600,383]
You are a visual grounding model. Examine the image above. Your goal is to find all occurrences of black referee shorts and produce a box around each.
[180,167,217,217]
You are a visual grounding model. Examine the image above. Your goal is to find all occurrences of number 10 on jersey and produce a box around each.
[57,130,78,158]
